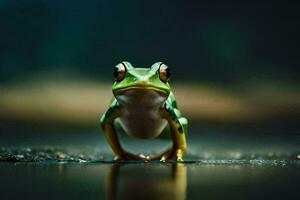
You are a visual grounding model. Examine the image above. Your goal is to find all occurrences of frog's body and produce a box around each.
[116,88,168,138]
[100,62,188,161]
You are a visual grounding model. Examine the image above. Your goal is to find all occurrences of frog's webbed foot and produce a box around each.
[150,147,185,162]
[114,151,150,161]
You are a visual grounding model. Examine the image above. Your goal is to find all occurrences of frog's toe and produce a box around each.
[116,151,149,161]
[175,149,185,162]
[160,155,167,162]
[139,154,150,161]
[113,155,123,161]
[130,153,149,161]
[176,156,184,162]
[159,151,174,162]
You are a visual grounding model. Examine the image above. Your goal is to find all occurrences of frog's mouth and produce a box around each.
[114,86,169,106]
[114,86,169,96]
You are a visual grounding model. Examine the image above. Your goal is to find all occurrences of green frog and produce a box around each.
[100,62,188,162]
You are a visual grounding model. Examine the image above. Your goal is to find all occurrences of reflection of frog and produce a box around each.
[100,62,188,161]
[106,163,187,200]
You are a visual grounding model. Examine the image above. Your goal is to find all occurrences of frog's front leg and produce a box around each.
[156,103,188,162]
[100,100,148,161]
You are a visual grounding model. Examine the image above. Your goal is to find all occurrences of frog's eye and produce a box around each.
[159,63,171,82]
[113,63,126,81]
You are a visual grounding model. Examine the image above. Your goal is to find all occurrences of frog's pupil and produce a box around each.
[113,66,119,78]
[166,68,171,79]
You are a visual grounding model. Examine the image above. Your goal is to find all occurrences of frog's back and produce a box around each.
[116,88,168,139]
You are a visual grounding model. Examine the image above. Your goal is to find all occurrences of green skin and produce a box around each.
[100,62,188,162]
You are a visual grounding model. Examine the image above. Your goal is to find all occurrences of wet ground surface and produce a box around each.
[0,122,299,199]
[1,162,300,200]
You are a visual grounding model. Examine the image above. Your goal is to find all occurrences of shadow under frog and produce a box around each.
[105,163,187,200]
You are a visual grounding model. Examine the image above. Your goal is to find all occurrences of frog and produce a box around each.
[100,61,188,162]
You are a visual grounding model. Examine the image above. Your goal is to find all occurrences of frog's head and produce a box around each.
[112,61,171,97]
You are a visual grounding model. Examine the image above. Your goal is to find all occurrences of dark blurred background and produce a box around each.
[0,1,299,83]
[0,1,299,159]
